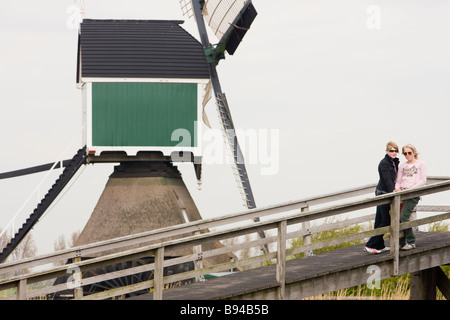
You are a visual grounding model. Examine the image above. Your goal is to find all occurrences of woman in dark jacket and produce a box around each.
[364,141,400,254]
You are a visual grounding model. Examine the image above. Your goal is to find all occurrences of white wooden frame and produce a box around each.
[81,78,209,158]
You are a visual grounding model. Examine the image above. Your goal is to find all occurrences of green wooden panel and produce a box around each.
[92,82,198,147]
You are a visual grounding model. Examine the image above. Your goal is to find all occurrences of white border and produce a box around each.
[83,79,206,158]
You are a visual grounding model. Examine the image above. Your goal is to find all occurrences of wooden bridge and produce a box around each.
[1,177,450,300]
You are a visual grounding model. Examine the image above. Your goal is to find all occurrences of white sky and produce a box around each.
[1,0,450,255]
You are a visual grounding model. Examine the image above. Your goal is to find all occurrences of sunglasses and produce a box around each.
[389,149,399,153]
[403,151,413,156]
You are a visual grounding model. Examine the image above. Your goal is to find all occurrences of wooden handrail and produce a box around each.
[1,176,446,274]
[0,179,380,274]
[1,177,450,300]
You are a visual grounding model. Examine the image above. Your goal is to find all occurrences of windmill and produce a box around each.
[0,1,263,296]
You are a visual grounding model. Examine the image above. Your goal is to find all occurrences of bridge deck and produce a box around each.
[130,231,450,300]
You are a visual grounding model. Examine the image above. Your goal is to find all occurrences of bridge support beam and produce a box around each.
[410,266,450,300]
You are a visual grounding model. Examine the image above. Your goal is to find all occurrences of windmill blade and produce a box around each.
[0,160,72,180]
[181,0,257,56]
[188,1,267,249]
[203,0,258,55]
[189,0,257,209]
[215,92,256,209]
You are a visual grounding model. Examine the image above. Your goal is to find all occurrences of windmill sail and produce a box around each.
[201,0,258,55]
[185,1,267,251]
[185,0,258,210]
[181,0,257,56]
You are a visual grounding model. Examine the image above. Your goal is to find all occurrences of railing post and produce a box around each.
[301,206,313,257]
[153,247,164,300]
[390,195,401,276]
[194,231,205,283]
[73,257,83,299]
[412,206,418,232]
[17,279,27,300]
[276,220,287,300]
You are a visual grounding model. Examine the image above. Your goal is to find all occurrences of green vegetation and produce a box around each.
[289,217,365,259]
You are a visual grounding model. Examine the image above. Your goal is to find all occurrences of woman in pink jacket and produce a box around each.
[394,144,427,250]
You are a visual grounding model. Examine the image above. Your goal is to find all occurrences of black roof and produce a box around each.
[77,19,210,80]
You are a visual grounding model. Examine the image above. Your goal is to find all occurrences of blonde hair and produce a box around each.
[402,144,419,159]
[386,141,399,152]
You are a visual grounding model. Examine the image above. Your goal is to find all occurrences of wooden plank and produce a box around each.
[390,196,401,276]
[17,279,27,300]
[416,205,450,212]
[1,246,157,288]
[410,268,437,300]
[193,240,204,283]
[25,257,157,299]
[287,226,389,257]
[276,221,287,300]
[399,180,450,201]
[303,184,376,206]
[72,257,83,299]
[436,266,450,300]
[301,206,313,258]
[153,247,164,300]
[165,252,276,285]
[427,176,450,183]
[400,211,450,231]
[77,279,154,300]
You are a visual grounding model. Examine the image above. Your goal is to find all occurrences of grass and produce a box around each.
[306,266,450,300]
[304,276,411,300]
[289,217,366,259]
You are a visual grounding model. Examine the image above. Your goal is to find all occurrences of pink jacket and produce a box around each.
[395,159,427,190]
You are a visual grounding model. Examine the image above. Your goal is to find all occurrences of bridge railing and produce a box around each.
[1,177,450,300]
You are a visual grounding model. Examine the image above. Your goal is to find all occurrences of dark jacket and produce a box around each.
[376,154,399,194]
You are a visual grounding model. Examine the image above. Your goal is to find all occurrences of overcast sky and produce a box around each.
[1,1,450,255]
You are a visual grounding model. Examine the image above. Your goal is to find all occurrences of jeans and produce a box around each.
[366,203,391,250]
[400,197,420,247]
